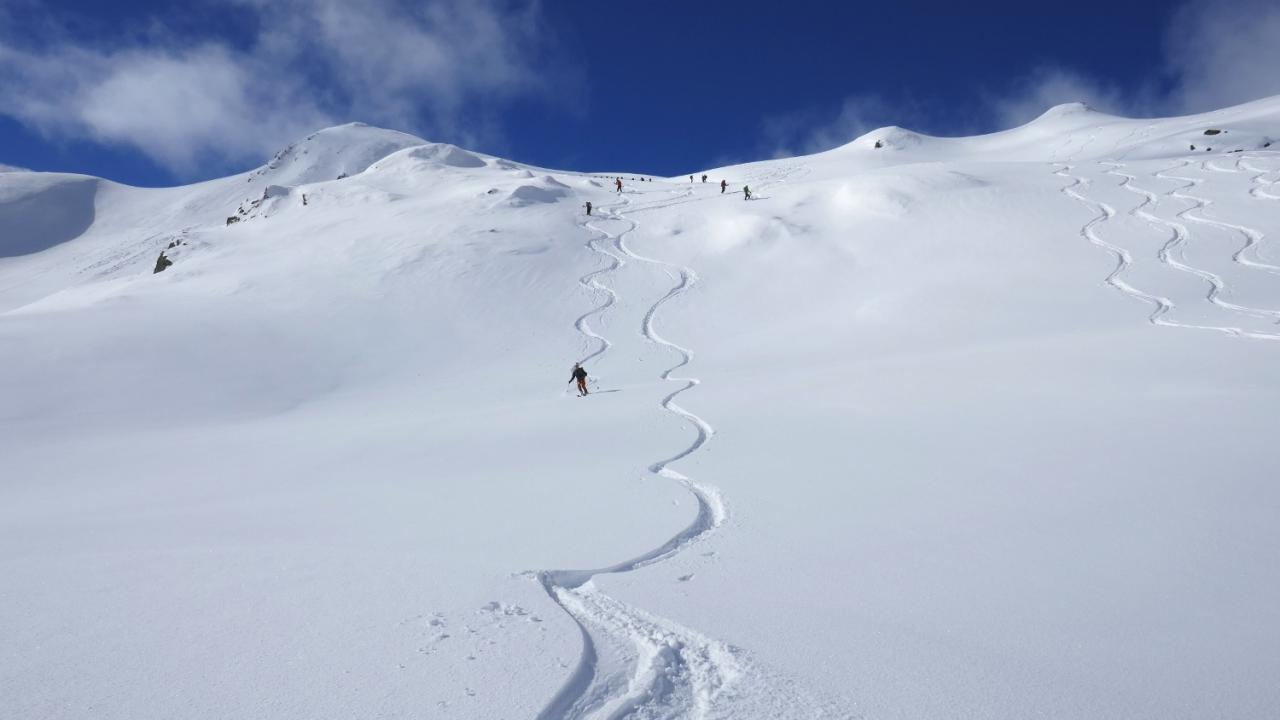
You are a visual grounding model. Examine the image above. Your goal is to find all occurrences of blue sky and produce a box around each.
[2,0,1278,186]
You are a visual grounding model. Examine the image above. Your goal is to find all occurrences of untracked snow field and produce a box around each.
[3,100,1280,719]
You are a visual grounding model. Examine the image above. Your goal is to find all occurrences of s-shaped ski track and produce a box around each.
[536,189,736,720]
[534,181,843,719]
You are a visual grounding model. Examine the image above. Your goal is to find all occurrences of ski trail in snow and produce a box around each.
[1055,164,1177,324]
[535,179,843,720]
[1056,162,1280,340]
[1106,160,1280,292]
[1240,156,1280,201]
[574,212,627,365]
[1169,159,1280,277]
[536,188,737,720]
[1153,161,1280,325]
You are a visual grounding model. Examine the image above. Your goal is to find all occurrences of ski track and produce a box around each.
[1055,162,1280,340]
[574,210,626,366]
[1158,159,1280,276]
[1155,161,1280,324]
[534,172,841,720]
[1055,163,1178,326]
[1106,159,1280,289]
[1240,155,1280,201]
[535,185,739,720]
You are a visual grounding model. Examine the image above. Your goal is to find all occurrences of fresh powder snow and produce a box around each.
[2,98,1279,719]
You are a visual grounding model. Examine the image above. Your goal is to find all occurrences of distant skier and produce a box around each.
[569,364,589,396]
[689,175,694,183]
[585,201,592,216]
[743,185,752,200]
[615,178,623,193]
[701,174,707,183]
[720,179,727,194]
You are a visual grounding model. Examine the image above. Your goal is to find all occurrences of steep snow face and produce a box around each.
[3,98,1280,720]
[0,173,98,257]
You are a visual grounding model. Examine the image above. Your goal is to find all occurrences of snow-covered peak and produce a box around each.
[1034,101,1098,120]
[848,126,926,152]
[246,123,430,187]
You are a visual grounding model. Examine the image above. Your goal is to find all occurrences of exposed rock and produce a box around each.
[153,252,173,274]
[1203,129,1222,136]
[226,216,240,226]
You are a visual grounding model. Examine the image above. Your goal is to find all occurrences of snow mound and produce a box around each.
[505,176,570,206]
[851,126,925,152]
[403,143,487,168]
[1034,101,1098,121]
[826,168,987,220]
[248,123,428,186]
[0,173,98,257]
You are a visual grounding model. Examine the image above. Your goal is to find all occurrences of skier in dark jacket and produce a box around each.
[615,178,623,193]
[569,364,589,396]
[743,185,752,200]
[720,179,727,194]
[585,201,593,216]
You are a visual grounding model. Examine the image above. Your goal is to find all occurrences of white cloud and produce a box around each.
[1163,0,1280,113]
[0,0,556,177]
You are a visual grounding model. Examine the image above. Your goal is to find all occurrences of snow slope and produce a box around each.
[3,99,1280,719]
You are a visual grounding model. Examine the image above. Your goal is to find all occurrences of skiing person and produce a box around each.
[743,185,752,200]
[585,201,593,216]
[701,174,707,183]
[615,178,623,193]
[569,363,589,396]
[720,179,727,194]
[689,175,694,183]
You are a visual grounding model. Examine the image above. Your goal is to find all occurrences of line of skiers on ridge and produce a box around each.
[585,175,751,216]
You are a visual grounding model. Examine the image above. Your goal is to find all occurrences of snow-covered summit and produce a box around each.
[1032,100,1104,121]
[246,122,430,186]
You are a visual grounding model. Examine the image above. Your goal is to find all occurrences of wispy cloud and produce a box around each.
[1163,0,1280,114]
[0,0,560,178]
